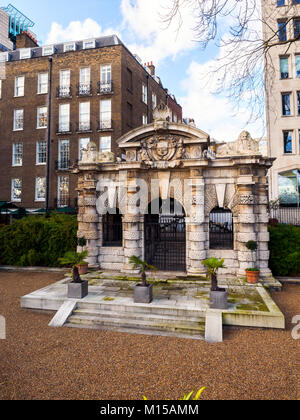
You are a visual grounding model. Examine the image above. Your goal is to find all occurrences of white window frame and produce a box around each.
[12,143,23,167]
[59,104,70,132]
[64,42,76,52]
[79,102,90,131]
[11,178,22,202]
[13,109,24,131]
[58,139,70,170]
[79,138,90,160]
[99,136,111,153]
[100,99,112,129]
[60,69,71,88]
[42,45,54,56]
[57,175,70,208]
[37,106,48,129]
[36,141,47,165]
[142,114,148,125]
[152,93,157,110]
[0,80,2,99]
[35,177,46,202]
[142,83,148,104]
[38,73,48,94]
[15,76,24,97]
[19,48,31,60]
[83,39,95,49]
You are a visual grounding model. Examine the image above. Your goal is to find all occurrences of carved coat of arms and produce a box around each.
[139,136,185,169]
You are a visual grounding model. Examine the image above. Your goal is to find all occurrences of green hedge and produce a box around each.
[269,224,300,276]
[0,214,78,267]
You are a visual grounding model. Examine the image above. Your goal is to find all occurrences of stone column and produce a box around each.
[256,173,272,278]
[122,170,143,273]
[236,176,258,277]
[77,165,100,269]
[186,169,207,275]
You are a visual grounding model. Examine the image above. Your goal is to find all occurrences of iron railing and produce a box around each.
[270,207,300,226]
[209,207,234,250]
[56,85,72,98]
[97,81,113,95]
[55,159,71,171]
[97,120,113,131]
[55,197,71,208]
[76,121,92,133]
[56,123,72,134]
[76,83,92,96]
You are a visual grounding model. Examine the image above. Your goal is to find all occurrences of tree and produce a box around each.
[163,0,300,124]
[59,250,88,283]
[202,258,225,291]
[129,256,157,286]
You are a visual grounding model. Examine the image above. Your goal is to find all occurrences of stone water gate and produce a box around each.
[75,106,274,279]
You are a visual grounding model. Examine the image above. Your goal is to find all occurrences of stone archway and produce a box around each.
[144,198,186,272]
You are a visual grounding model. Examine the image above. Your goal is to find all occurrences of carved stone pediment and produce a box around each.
[138,135,185,169]
[217,131,260,157]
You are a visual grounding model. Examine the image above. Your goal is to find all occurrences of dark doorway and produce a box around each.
[145,199,186,271]
[209,207,234,249]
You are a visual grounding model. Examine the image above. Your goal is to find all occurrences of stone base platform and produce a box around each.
[20,272,285,340]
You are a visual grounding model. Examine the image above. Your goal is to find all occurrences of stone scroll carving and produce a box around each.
[217,131,260,157]
[138,135,185,169]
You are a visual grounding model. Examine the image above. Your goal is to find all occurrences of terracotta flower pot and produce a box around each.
[246,270,260,284]
[77,264,88,275]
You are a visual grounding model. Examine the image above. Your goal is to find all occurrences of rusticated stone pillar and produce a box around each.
[186,169,207,275]
[122,171,143,273]
[236,176,258,277]
[77,165,100,269]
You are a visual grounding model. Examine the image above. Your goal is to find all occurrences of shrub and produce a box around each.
[0,214,78,267]
[269,224,300,276]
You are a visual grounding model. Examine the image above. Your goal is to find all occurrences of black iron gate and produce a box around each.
[145,214,186,271]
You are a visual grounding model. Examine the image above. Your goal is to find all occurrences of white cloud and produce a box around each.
[180,60,265,142]
[46,18,120,44]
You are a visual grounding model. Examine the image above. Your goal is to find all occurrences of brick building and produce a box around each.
[0,33,182,210]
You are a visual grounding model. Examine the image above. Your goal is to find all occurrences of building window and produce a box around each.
[58,139,70,170]
[0,80,2,99]
[294,19,300,40]
[99,99,112,129]
[127,102,133,127]
[283,131,293,154]
[209,207,234,250]
[79,67,91,95]
[297,92,300,115]
[103,211,122,247]
[59,104,70,132]
[11,179,22,202]
[278,170,300,207]
[278,21,287,42]
[282,93,291,116]
[19,49,31,60]
[36,141,47,165]
[38,73,48,94]
[37,106,48,129]
[127,68,133,92]
[42,46,54,56]
[152,93,157,110]
[15,76,24,97]
[142,83,148,104]
[280,57,289,79]
[142,114,148,125]
[100,65,112,92]
[79,138,90,160]
[64,42,76,52]
[13,109,23,131]
[100,136,111,153]
[296,55,300,78]
[59,70,71,97]
[83,39,95,49]
[12,143,23,166]
[277,0,285,5]
[79,102,90,131]
[35,177,46,201]
[58,176,69,207]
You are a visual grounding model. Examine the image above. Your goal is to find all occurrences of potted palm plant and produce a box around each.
[202,258,228,309]
[245,240,260,284]
[129,256,157,304]
[59,250,89,299]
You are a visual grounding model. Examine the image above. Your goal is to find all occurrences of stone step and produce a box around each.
[73,308,205,324]
[76,301,206,318]
[67,314,205,335]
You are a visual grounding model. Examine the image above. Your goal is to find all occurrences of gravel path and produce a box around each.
[0,271,299,400]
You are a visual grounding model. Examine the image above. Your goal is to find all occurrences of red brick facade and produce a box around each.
[0,38,182,209]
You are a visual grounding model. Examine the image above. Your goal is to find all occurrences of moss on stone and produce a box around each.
[103,297,115,302]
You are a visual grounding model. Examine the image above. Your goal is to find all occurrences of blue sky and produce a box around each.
[4,0,264,141]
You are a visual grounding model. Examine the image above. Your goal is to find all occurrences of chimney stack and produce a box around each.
[148,61,155,76]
